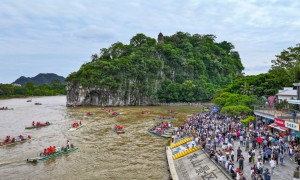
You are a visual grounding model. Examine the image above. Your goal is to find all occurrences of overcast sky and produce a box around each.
[1,0,300,83]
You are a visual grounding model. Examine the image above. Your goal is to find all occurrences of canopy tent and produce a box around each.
[292,130,300,138]
[213,107,220,112]
[268,123,289,132]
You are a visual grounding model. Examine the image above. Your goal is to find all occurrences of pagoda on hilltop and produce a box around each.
[157,32,164,43]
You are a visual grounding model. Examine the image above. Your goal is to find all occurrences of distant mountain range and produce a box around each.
[12,73,65,86]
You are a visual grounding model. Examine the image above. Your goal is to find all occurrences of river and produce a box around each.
[0,96,201,180]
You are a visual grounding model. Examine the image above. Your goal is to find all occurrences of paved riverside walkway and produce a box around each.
[167,137,230,180]
[216,139,299,180]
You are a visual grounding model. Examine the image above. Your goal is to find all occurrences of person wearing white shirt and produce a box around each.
[269,158,276,174]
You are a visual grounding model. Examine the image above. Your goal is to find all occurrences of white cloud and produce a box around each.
[0,0,300,83]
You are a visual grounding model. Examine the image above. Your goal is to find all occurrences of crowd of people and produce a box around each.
[174,111,300,180]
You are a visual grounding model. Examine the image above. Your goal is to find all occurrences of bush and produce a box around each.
[240,116,255,125]
[220,105,252,116]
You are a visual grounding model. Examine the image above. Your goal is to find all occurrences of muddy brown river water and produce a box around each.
[0,96,202,180]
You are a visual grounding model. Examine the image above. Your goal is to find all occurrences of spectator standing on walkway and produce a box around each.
[273,150,279,165]
[237,147,242,161]
[263,168,271,180]
[257,159,264,175]
[269,158,276,174]
[231,149,234,161]
[279,151,284,165]
[238,155,244,170]
[251,148,256,163]
[289,146,294,160]
[291,111,297,122]
[248,150,253,163]
[225,149,230,160]
[240,135,243,146]
[266,148,272,162]
[296,151,300,166]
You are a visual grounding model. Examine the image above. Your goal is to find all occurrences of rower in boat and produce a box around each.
[72,122,79,128]
[3,136,10,144]
[113,125,125,134]
[36,122,41,126]
[32,121,35,127]
[66,140,70,149]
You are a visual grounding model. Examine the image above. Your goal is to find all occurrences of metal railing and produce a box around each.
[254,105,300,123]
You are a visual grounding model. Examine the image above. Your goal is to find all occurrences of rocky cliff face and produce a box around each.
[66,83,159,107]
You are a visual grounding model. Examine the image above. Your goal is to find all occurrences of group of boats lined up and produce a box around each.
[147,109,180,138]
[1,104,80,163]
[148,122,175,138]
[3,106,178,164]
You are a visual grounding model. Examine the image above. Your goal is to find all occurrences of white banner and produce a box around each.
[285,121,299,131]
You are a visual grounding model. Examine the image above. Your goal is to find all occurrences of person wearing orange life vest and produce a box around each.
[47,147,50,155]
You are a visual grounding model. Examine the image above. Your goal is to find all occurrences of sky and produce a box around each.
[1,0,300,84]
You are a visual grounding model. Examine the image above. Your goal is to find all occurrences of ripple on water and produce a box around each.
[0,96,202,179]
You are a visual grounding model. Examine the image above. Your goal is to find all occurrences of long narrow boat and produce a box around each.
[25,123,51,129]
[0,139,30,147]
[167,110,178,114]
[0,108,14,110]
[27,147,78,163]
[68,124,84,131]
[112,125,125,134]
[153,117,178,121]
[147,130,171,139]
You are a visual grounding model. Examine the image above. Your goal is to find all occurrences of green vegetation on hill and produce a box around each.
[12,73,65,86]
[214,43,300,115]
[0,81,66,98]
[66,32,244,103]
